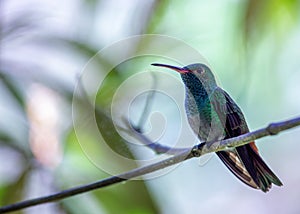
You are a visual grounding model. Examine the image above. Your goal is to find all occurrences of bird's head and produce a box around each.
[152,63,217,91]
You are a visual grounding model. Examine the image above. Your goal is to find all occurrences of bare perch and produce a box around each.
[0,116,300,213]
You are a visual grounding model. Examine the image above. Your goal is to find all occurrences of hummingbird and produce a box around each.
[152,63,282,192]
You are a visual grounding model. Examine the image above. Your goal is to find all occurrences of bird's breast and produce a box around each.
[185,90,225,142]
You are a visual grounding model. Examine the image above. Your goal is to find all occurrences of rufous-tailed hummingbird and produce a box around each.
[152,63,282,192]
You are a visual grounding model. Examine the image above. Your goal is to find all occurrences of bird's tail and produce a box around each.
[217,143,282,192]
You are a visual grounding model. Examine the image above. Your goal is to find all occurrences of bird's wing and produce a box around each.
[216,150,258,188]
[209,87,259,189]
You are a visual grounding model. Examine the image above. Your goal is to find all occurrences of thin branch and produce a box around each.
[136,72,158,130]
[122,116,188,155]
[215,116,300,152]
[125,71,185,154]
[1,116,300,213]
[124,72,187,155]
[131,126,189,154]
[0,149,192,213]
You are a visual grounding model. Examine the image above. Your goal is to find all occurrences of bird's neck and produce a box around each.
[180,73,216,99]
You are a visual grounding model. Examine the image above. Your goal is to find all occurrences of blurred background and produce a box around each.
[1,0,300,213]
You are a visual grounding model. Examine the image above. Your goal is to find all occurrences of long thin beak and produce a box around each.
[151,63,189,74]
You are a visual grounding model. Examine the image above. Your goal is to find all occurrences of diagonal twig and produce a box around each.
[0,116,300,213]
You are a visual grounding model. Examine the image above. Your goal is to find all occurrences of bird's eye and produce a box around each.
[199,68,205,74]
